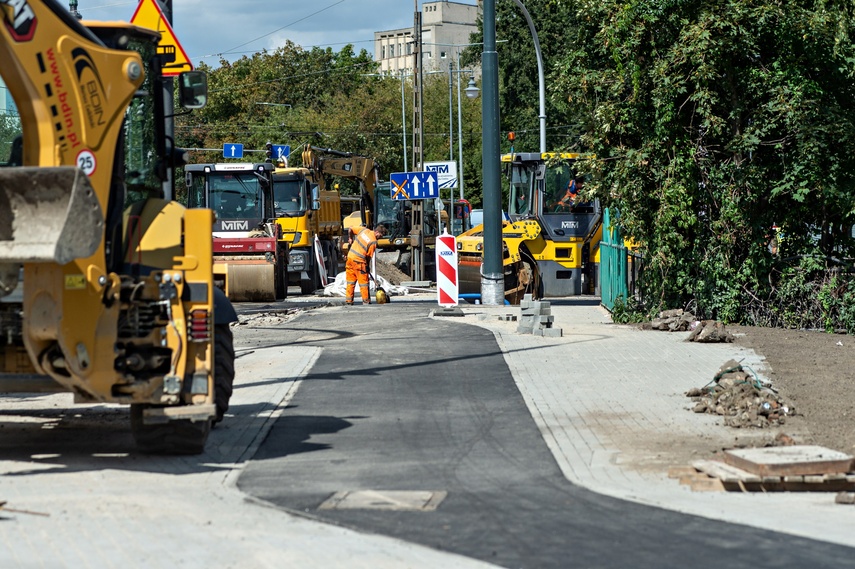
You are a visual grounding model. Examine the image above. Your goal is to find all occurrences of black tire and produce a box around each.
[130,404,211,455]
[300,257,320,295]
[275,245,287,300]
[214,323,236,424]
[326,242,339,280]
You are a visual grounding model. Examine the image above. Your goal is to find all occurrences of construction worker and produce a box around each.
[345,224,388,305]
[553,176,583,211]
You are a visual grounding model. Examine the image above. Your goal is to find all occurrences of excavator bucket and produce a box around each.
[0,167,104,265]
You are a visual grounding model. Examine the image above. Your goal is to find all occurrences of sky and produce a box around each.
[76,0,479,68]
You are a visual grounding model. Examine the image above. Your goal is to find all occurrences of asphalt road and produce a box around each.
[235,300,854,569]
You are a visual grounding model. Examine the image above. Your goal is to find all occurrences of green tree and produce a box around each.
[552,0,855,323]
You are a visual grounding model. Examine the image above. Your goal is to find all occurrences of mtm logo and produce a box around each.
[561,221,580,229]
[221,220,249,231]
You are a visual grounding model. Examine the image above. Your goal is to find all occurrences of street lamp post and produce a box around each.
[481,0,503,305]
[511,0,545,152]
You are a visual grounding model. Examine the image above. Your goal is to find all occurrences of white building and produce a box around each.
[0,81,15,115]
[375,1,480,75]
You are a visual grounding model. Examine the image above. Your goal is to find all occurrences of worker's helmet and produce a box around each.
[375,288,389,304]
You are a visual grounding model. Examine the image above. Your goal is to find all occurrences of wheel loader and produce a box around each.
[0,0,236,454]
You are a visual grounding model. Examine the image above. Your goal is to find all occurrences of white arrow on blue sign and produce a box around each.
[390,171,439,200]
[223,143,244,158]
[272,144,290,160]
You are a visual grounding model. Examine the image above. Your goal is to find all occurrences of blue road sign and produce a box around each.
[390,171,439,200]
[223,143,244,158]
[272,144,290,160]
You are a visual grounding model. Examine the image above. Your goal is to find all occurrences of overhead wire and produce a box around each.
[203,0,348,59]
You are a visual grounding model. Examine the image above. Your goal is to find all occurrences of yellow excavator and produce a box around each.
[0,0,236,453]
[319,148,442,279]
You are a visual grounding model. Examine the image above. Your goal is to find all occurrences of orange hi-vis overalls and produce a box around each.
[346,227,378,304]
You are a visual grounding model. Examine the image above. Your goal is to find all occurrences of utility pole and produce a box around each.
[480,0,503,305]
[157,0,176,200]
[411,1,426,281]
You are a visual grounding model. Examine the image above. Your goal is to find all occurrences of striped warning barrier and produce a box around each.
[436,231,458,307]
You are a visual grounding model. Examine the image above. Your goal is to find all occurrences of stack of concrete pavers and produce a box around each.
[517,294,562,337]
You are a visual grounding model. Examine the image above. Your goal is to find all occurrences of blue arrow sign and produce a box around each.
[390,171,439,200]
[223,143,244,158]
[272,144,290,160]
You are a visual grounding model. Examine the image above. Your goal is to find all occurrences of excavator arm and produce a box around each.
[306,146,380,227]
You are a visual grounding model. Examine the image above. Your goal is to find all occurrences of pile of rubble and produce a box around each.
[687,359,793,428]
[644,308,733,343]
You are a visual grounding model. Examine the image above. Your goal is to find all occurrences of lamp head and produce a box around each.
[465,77,480,100]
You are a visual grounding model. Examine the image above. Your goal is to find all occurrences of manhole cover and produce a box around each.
[318,490,447,511]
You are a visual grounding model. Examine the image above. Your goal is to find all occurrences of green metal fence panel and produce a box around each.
[600,207,629,311]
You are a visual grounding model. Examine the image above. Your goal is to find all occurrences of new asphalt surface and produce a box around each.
[236,296,855,568]
[1,295,853,568]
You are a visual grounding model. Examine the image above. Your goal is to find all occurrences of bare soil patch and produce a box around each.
[728,325,855,455]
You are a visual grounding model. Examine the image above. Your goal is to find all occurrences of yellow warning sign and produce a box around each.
[130,0,193,76]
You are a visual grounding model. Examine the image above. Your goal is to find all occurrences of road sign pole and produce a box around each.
[160,0,174,200]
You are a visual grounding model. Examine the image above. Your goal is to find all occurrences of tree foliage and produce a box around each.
[549,0,855,325]
[174,43,483,204]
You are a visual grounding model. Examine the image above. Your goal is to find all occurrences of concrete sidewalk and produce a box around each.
[446,298,855,549]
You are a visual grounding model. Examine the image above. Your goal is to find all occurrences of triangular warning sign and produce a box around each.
[130,0,193,76]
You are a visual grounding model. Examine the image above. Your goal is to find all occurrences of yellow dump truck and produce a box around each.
[273,147,343,294]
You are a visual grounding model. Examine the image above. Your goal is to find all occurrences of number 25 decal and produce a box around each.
[76,149,97,176]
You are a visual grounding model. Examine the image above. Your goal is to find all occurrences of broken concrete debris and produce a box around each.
[686,359,792,428]
[644,308,734,343]
[687,320,734,343]
[836,492,855,504]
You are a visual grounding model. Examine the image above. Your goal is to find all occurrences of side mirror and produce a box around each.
[311,184,321,211]
[535,163,546,180]
[178,71,207,109]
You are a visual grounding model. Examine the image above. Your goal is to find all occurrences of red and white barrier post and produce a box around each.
[436,231,458,307]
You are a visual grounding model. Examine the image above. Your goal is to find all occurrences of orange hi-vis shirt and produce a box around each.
[347,227,378,264]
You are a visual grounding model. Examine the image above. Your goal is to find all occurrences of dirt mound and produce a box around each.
[374,259,410,286]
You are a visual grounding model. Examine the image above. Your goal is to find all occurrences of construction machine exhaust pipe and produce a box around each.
[0,167,103,297]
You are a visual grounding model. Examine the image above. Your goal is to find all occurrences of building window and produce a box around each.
[440,51,447,59]
[390,44,394,57]
[407,43,412,55]
[381,46,385,59]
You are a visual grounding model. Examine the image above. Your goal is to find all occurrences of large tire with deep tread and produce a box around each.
[130,404,211,455]
[300,258,320,295]
[214,323,236,423]
[275,244,287,300]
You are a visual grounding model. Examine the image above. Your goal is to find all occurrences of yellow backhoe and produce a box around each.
[0,0,236,454]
